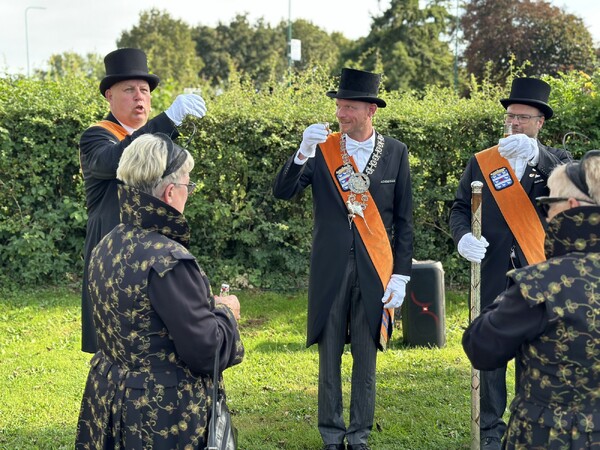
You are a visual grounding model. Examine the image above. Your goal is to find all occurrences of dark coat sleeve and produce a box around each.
[391,142,413,275]
[80,112,178,180]
[462,284,547,371]
[535,142,573,177]
[272,152,314,199]
[148,259,244,375]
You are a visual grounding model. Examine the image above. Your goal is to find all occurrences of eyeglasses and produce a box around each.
[504,113,543,124]
[173,181,196,195]
[536,196,595,217]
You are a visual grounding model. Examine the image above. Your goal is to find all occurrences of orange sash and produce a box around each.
[79,121,129,173]
[475,146,546,265]
[320,133,394,349]
[93,120,129,141]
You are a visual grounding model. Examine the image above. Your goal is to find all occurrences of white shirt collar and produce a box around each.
[345,132,375,156]
[115,118,135,135]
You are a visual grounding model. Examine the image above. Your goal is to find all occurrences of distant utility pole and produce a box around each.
[25,6,46,77]
[453,0,459,91]
[288,0,292,71]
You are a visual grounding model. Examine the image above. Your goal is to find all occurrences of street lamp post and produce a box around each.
[287,0,292,71]
[25,6,46,77]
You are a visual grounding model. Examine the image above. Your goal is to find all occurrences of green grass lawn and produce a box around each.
[0,286,514,450]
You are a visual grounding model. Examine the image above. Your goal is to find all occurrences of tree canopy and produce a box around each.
[117,8,203,87]
[38,2,599,93]
[344,0,456,91]
[193,14,285,88]
[461,0,597,81]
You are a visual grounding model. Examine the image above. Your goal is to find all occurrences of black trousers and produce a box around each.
[317,252,378,446]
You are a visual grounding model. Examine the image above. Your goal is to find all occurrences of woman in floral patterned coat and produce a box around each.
[76,133,244,449]
[463,149,600,449]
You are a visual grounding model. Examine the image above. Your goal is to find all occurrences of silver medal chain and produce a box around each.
[341,133,384,228]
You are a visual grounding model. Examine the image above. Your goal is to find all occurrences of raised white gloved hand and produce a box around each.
[298,123,330,158]
[458,233,489,263]
[381,274,410,309]
[165,94,207,126]
[498,134,539,162]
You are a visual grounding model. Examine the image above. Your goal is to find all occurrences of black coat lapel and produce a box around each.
[366,133,388,196]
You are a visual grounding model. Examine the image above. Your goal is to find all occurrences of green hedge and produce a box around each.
[1,70,599,289]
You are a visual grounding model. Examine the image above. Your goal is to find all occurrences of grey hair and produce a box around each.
[548,152,600,204]
[116,134,194,197]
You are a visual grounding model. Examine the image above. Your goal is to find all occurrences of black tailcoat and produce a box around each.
[274,133,413,348]
[79,111,177,353]
[449,142,572,309]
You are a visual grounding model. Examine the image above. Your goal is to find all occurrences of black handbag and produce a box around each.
[206,338,237,450]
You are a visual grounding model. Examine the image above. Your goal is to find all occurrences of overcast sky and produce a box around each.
[1,0,599,75]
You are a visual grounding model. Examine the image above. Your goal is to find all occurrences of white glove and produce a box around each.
[458,233,489,263]
[298,123,330,158]
[381,274,410,309]
[498,134,539,162]
[165,94,207,126]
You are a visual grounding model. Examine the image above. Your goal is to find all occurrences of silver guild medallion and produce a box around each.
[348,172,370,194]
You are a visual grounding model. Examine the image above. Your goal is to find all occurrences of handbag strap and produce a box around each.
[207,335,222,450]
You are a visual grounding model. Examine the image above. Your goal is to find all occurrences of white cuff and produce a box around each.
[294,150,309,165]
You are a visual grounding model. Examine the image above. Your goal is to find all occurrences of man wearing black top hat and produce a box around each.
[449,77,572,449]
[79,48,207,353]
[274,68,414,450]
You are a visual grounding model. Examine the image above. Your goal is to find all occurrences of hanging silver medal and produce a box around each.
[348,172,370,194]
[341,133,384,231]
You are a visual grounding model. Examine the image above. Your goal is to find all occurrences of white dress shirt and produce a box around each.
[345,133,375,172]
[507,150,539,181]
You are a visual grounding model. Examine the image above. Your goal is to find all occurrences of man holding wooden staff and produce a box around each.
[449,77,571,449]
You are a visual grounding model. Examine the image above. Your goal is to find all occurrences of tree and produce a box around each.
[39,52,104,81]
[274,19,350,74]
[461,0,597,82]
[194,14,285,88]
[118,8,203,87]
[344,0,456,91]
[194,15,349,89]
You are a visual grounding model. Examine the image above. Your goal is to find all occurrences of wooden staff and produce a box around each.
[470,181,483,450]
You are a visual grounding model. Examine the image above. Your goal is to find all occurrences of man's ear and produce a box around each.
[369,104,378,117]
[537,117,545,131]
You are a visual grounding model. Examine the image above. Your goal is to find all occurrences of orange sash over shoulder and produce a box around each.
[93,120,129,141]
[475,146,546,265]
[79,121,129,173]
[320,133,394,349]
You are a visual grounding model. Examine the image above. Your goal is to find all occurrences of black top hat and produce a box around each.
[500,77,553,119]
[326,68,386,108]
[99,48,160,96]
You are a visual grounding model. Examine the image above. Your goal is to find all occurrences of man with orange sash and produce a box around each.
[449,77,572,450]
[79,48,207,353]
[274,68,413,450]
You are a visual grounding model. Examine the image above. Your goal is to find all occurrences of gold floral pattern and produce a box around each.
[76,185,243,449]
[505,207,600,449]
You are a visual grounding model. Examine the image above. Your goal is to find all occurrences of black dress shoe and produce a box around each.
[322,445,345,450]
[347,445,371,450]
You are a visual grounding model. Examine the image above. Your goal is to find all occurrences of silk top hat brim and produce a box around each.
[99,48,160,96]
[326,89,387,108]
[500,77,554,119]
[100,73,160,96]
[326,68,387,108]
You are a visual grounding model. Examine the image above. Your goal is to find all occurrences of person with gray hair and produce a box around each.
[76,133,244,449]
[79,48,208,353]
[462,150,600,449]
